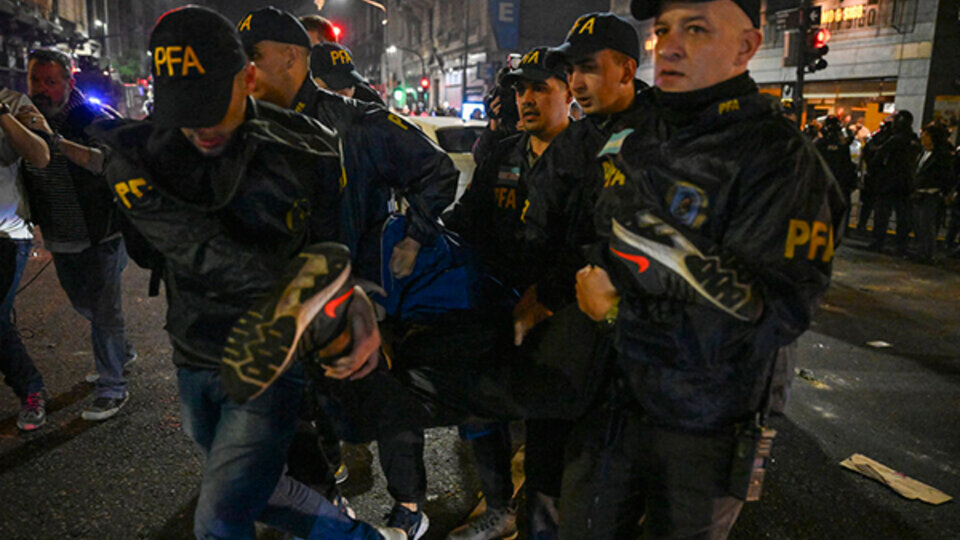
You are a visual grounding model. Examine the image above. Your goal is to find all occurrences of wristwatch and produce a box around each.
[0,102,10,116]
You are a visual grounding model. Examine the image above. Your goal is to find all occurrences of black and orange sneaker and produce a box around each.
[221,243,355,404]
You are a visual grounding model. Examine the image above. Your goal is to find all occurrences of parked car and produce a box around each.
[404,115,487,204]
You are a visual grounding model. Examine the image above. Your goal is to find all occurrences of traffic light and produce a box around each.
[803,28,830,73]
[419,77,430,90]
[393,85,406,106]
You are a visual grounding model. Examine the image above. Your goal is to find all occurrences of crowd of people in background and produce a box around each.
[804,111,959,263]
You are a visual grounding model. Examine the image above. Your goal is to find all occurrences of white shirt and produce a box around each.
[0,88,35,240]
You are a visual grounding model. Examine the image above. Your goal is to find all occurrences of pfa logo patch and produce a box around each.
[667,182,708,229]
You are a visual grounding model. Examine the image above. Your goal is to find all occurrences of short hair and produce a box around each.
[28,48,75,79]
[300,15,338,43]
[922,122,950,147]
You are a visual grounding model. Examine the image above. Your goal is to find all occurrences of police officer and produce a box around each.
[514,12,648,345]
[815,115,857,212]
[868,110,921,254]
[237,8,459,538]
[443,46,573,540]
[90,7,397,539]
[311,42,372,101]
[300,14,385,105]
[573,0,844,537]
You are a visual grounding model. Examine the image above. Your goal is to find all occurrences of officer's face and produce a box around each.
[180,66,255,157]
[653,0,762,92]
[248,40,298,108]
[567,49,636,115]
[27,60,74,116]
[514,77,571,135]
[314,76,356,98]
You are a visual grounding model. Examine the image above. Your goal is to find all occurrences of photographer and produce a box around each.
[473,54,522,166]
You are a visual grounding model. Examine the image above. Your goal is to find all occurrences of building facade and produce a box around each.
[335,0,608,113]
[614,0,960,131]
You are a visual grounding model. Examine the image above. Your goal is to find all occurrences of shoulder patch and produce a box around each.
[597,128,634,158]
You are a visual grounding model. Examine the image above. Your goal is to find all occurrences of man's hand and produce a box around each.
[487,95,501,131]
[576,265,620,322]
[513,285,553,346]
[389,236,421,279]
[14,104,52,135]
[320,286,381,380]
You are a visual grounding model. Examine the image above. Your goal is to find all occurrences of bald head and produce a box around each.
[653,0,762,92]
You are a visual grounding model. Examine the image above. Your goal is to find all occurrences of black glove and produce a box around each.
[608,211,763,323]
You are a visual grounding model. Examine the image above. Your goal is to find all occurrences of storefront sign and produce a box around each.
[489,0,519,50]
[815,0,884,32]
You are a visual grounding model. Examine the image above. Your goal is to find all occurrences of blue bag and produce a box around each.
[376,214,480,320]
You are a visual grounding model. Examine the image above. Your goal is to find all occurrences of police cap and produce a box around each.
[631,0,762,28]
[237,6,311,54]
[149,6,247,128]
[311,43,367,91]
[502,47,568,86]
[554,12,639,63]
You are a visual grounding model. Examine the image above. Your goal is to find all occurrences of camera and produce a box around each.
[483,53,522,131]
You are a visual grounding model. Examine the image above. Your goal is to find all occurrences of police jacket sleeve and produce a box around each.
[362,109,458,244]
[443,144,498,244]
[724,133,845,340]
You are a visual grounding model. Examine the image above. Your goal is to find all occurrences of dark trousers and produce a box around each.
[318,305,610,507]
[913,194,941,259]
[51,237,128,398]
[560,397,742,540]
[0,238,44,402]
[872,193,912,250]
[462,422,515,509]
[946,206,960,248]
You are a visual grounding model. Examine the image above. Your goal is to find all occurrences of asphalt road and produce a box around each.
[0,241,957,539]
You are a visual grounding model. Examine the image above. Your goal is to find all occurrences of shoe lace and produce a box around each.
[471,508,510,533]
[23,392,44,412]
[385,505,417,532]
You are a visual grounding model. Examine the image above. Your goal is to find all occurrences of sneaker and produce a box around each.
[332,494,357,520]
[85,348,139,383]
[386,503,429,540]
[17,391,47,431]
[447,506,517,540]
[334,462,350,485]
[373,525,409,540]
[220,243,354,404]
[610,214,762,322]
[81,392,129,421]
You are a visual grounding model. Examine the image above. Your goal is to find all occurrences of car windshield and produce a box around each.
[435,126,485,154]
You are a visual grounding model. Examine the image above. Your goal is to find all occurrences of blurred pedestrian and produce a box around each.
[912,122,955,262]
[0,84,51,431]
[22,48,136,421]
[868,110,921,254]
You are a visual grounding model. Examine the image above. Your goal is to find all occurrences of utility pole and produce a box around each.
[796,0,809,127]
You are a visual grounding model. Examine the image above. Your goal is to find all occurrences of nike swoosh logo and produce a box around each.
[610,247,650,274]
[324,288,355,318]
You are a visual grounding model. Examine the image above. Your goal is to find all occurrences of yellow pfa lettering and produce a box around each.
[387,113,409,130]
[237,14,252,32]
[784,219,834,262]
[784,220,810,259]
[330,50,353,65]
[602,160,625,188]
[578,17,596,34]
[114,178,150,208]
[522,50,540,65]
[520,200,531,222]
[718,99,740,115]
[494,187,517,210]
[154,45,205,77]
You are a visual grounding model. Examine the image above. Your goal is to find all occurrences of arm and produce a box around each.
[0,102,50,168]
[55,136,105,174]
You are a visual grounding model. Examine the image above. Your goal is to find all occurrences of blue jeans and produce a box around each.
[51,237,128,398]
[0,238,44,401]
[177,363,382,540]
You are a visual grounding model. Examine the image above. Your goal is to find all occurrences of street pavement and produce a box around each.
[0,240,958,539]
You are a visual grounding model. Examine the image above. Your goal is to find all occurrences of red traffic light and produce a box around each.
[332,24,343,40]
[419,77,430,89]
[812,28,831,48]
